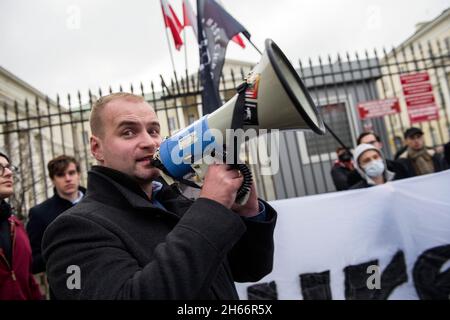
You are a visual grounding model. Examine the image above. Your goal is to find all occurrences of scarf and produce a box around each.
[408,147,435,176]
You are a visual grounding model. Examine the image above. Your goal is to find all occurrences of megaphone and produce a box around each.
[151,39,325,203]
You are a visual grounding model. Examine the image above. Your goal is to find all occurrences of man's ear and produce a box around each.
[90,135,104,162]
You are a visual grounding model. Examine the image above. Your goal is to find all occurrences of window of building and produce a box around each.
[188,114,196,125]
[168,117,176,133]
[82,131,89,145]
[304,102,353,157]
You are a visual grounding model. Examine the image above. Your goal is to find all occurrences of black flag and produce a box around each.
[197,0,250,114]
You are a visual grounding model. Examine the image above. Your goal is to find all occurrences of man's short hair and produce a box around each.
[48,155,80,179]
[89,92,146,137]
[357,131,381,145]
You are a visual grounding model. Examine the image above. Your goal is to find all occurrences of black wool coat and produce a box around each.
[27,187,86,274]
[42,166,277,300]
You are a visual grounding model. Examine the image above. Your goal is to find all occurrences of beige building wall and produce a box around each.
[378,9,450,151]
[0,66,76,213]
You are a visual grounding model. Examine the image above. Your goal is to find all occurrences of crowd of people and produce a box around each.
[331,128,450,191]
[1,92,450,300]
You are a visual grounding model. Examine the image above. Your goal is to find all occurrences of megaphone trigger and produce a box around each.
[213,147,253,205]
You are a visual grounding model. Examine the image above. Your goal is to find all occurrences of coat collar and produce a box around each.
[52,186,87,205]
[86,166,191,218]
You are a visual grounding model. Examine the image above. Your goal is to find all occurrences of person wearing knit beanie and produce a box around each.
[350,143,396,189]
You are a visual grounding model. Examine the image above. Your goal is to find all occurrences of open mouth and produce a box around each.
[136,156,154,166]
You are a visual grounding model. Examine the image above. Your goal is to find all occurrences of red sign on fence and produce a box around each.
[402,83,433,96]
[358,98,400,119]
[400,72,430,85]
[400,72,439,124]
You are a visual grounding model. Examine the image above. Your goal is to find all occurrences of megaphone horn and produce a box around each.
[208,39,325,135]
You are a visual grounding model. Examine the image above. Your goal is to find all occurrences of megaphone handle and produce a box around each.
[213,140,252,205]
[232,163,253,205]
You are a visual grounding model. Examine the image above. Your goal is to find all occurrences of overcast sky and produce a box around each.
[1,0,449,102]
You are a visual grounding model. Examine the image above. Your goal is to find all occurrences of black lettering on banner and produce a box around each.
[300,270,332,300]
[344,250,407,300]
[247,281,278,300]
[413,244,450,300]
[243,245,450,300]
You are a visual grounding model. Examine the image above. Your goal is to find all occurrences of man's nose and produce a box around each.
[140,133,161,151]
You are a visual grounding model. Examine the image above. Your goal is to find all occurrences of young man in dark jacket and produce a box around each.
[397,127,444,177]
[42,93,277,300]
[26,155,85,274]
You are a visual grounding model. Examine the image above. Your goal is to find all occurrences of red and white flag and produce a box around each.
[160,0,184,50]
[231,34,246,48]
[182,0,198,38]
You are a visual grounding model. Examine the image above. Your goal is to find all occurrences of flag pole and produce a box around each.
[247,38,262,55]
[183,29,190,93]
[163,25,182,96]
[183,31,189,77]
[163,26,177,77]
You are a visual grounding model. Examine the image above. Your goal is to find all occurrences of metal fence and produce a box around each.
[1,39,449,219]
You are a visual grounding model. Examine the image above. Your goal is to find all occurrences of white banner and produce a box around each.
[237,170,450,300]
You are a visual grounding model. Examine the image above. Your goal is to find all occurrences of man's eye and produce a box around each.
[148,129,160,136]
[123,130,134,137]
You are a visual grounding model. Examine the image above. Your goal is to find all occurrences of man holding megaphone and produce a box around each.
[42,39,326,299]
[41,92,277,300]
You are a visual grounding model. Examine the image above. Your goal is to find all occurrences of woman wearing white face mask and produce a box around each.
[349,144,397,189]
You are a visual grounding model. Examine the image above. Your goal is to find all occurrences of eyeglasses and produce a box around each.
[0,163,18,176]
